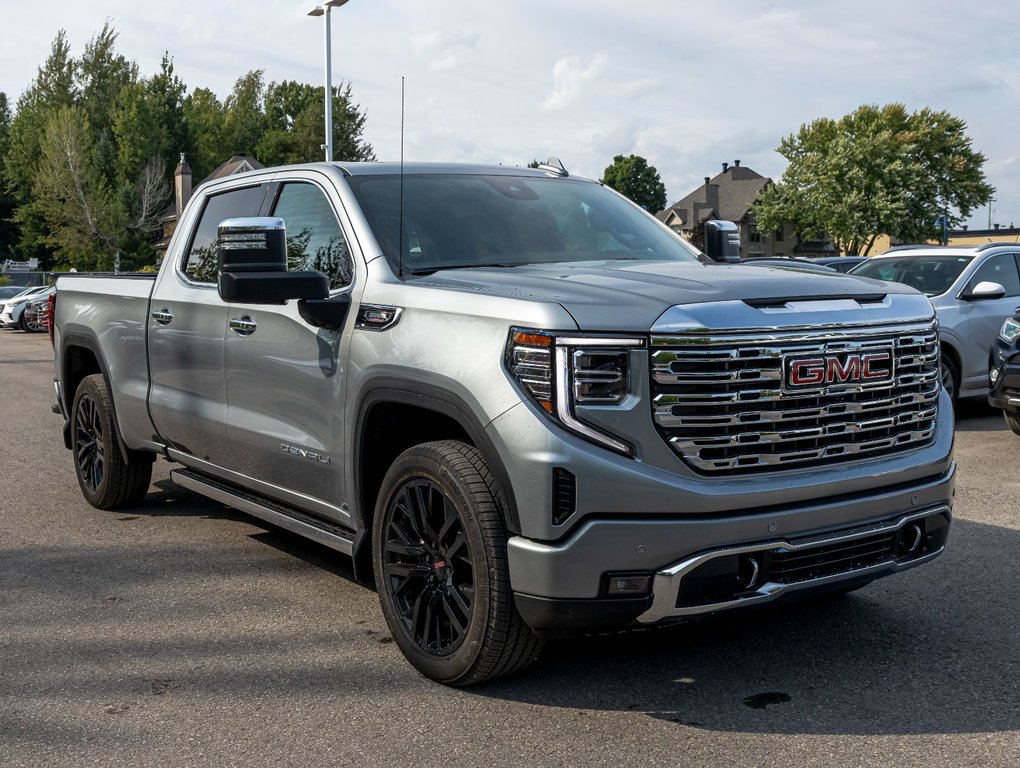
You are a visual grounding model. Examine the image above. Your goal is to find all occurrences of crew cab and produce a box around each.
[53,161,955,685]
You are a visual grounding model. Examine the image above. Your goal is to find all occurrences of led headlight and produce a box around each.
[999,317,1020,343]
[506,328,643,454]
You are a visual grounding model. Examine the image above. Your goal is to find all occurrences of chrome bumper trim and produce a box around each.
[636,506,949,624]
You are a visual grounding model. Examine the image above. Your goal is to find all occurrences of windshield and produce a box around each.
[850,255,973,296]
[346,174,701,274]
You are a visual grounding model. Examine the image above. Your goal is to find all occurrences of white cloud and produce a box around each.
[411,29,481,71]
[542,53,608,111]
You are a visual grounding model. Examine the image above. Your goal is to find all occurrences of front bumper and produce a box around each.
[988,344,1020,412]
[509,463,954,633]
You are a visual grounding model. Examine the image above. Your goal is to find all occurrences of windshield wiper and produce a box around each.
[407,263,519,275]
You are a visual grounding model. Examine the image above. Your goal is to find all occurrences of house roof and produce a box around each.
[202,153,265,184]
[660,164,770,228]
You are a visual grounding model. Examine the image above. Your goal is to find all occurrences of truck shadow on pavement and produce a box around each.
[475,516,1020,736]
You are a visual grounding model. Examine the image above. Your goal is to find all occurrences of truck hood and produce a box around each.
[414,259,914,331]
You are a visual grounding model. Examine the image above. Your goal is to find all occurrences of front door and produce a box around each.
[958,252,1020,391]
[223,179,358,520]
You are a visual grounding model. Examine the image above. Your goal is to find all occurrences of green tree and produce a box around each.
[752,104,994,255]
[601,154,667,213]
[5,30,77,264]
[0,92,17,258]
[258,80,374,165]
[182,87,227,181]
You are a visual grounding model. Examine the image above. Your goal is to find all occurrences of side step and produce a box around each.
[170,468,356,556]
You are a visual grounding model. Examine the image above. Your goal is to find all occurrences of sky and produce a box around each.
[0,0,1017,230]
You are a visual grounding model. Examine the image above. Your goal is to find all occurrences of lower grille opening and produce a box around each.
[675,511,948,609]
[552,467,576,526]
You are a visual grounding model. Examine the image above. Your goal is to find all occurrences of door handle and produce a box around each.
[151,308,174,326]
[229,316,257,336]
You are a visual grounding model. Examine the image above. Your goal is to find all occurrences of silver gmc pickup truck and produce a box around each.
[53,161,954,685]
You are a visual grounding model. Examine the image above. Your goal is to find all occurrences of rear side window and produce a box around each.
[969,253,1020,296]
[183,185,270,284]
[270,182,354,290]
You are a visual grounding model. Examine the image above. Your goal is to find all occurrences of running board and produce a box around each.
[170,468,355,556]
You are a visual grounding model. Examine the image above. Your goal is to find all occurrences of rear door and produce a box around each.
[148,183,272,463]
[222,175,359,518]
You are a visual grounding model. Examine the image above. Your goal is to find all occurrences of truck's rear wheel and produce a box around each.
[71,374,152,510]
[372,440,543,686]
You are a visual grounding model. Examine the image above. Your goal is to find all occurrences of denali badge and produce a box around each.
[783,348,894,390]
[280,443,331,465]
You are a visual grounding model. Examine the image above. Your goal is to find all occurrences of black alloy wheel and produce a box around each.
[70,374,153,510]
[382,478,474,655]
[75,391,105,493]
[372,441,542,686]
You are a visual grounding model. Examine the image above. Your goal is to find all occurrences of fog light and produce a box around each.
[606,573,652,596]
[990,367,1000,384]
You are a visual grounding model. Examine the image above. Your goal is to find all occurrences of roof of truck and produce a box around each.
[331,161,592,179]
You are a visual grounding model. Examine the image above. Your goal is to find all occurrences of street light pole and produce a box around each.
[307,0,350,162]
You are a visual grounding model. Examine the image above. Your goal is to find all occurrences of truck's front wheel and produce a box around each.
[372,440,542,686]
[71,374,152,510]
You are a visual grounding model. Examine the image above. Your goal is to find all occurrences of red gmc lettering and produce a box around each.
[861,353,891,380]
[790,358,825,386]
[826,356,861,383]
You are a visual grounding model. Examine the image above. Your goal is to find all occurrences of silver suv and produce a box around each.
[852,243,1020,401]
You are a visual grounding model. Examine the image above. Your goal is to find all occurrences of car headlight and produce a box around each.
[999,317,1020,343]
[506,328,642,455]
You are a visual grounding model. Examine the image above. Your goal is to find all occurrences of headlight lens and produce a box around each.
[506,328,642,454]
[999,317,1020,343]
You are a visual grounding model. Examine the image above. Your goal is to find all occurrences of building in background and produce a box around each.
[155,153,266,263]
[657,161,835,258]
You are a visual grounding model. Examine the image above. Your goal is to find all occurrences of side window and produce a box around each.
[970,253,1020,296]
[183,185,269,284]
[271,183,353,290]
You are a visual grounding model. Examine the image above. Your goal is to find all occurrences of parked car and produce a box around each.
[21,294,52,333]
[850,243,1020,403]
[0,286,51,329]
[988,312,1020,434]
[741,257,838,273]
[811,256,868,273]
[0,285,29,300]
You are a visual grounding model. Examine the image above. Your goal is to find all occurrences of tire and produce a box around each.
[1005,411,1020,437]
[372,440,543,686]
[940,353,959,407]
[22,306,45,333]
[17,308,30,332]
[70,374,152,509]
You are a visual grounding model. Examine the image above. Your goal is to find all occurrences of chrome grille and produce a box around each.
[651,321,939,474]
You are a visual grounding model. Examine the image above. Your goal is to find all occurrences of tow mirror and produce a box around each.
[704,220,741,263]
[216,217,329,304]
[962,280,1006,301]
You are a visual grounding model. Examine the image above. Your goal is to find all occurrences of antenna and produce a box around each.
[398,76,405,278]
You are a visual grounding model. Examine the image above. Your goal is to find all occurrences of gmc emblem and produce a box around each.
[783,348,894,390]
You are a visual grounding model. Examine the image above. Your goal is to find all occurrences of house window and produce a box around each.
[774,228,784,242]
[749,227,762,244]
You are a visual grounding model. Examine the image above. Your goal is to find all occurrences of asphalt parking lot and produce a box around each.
[1,330,1017,768]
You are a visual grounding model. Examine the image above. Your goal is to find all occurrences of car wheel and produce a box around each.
[372,440,543,686]
[23,307,45,333]
[17,309,30,332]
[71,374,152,509]
[940,354,959,407]
[1004,412,1020,437]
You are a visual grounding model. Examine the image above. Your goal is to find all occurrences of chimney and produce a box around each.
[994,223,1000,230]
[962,225,968,231]
[704,177,710,186]
[174,153,193,218]
[722,162,729,173]
[734,159,741,168]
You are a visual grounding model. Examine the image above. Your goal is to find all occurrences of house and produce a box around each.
[657,161,836,258]
[154,153,266,263]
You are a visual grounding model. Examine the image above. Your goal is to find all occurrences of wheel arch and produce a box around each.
[60,330,151,466]
[352,382,520,580]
